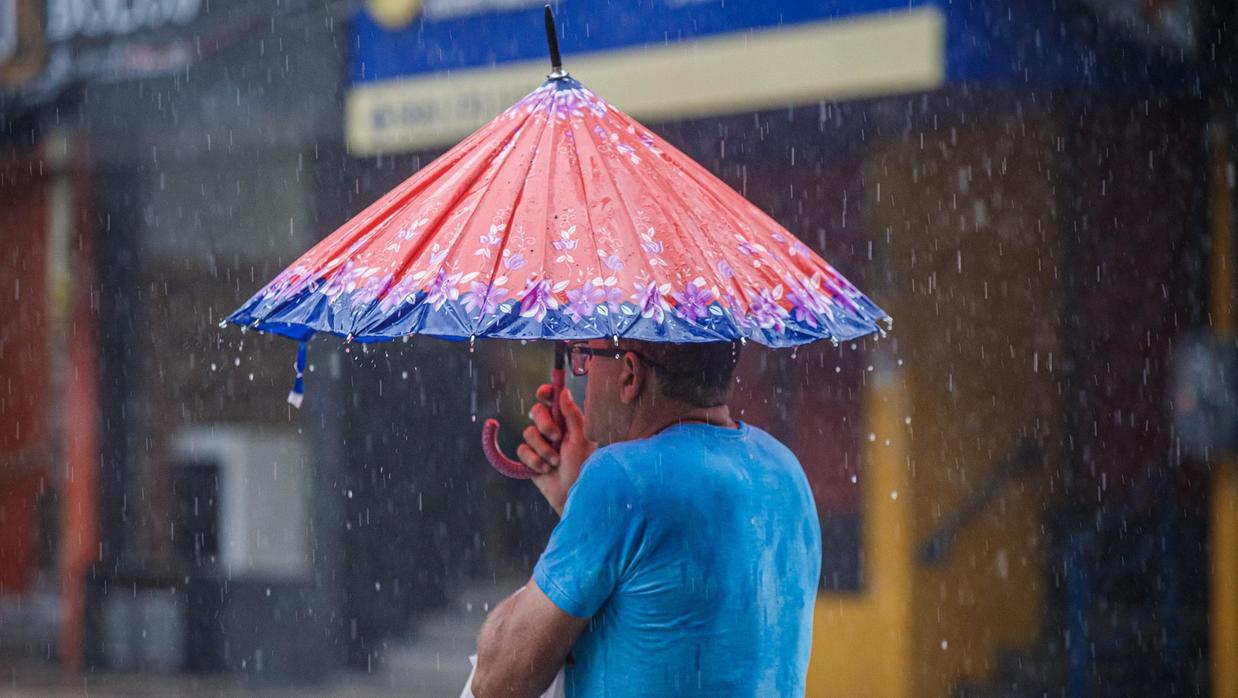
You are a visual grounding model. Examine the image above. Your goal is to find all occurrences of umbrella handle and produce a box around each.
[482,418,536,479]
[481,345,568,479]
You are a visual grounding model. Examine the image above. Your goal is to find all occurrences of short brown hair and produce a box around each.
[622,340,741,408]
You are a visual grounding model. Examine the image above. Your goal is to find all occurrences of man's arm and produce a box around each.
[472,580,587,697]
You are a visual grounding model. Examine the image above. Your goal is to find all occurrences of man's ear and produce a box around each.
[618,351,645,405]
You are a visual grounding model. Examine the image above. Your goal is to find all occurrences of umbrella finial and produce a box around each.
[544,5,567,79]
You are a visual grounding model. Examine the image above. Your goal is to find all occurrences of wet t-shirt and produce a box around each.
[533,422,821,697]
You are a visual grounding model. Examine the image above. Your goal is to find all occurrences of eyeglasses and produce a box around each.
[566,343,666,377]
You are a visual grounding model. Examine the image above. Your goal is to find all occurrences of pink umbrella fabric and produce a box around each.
[227,75,887,347]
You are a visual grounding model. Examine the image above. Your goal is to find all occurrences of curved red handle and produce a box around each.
[481,358,567,479]
[482,418,536,479]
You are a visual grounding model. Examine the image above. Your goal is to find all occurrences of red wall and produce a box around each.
[0,150,49,592]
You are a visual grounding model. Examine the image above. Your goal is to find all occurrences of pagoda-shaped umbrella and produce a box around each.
[225,6,890,478]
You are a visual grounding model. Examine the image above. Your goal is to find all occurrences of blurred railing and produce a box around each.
[917,439,1044,566]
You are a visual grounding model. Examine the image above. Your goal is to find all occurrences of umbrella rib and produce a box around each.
[562,117,618,340]
[428,114,543,338]
[568,116,666,341]
[652,130,879,339]
[366,109,537,339]
[639,128,837,343]
[593,114,731,342]
[470,96,554,337]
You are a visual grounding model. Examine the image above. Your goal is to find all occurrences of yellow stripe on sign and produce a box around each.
[346,6,946,155]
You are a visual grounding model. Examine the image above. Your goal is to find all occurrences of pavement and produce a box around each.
[1,577,525,698]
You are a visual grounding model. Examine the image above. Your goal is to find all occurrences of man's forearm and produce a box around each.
[473,584,561,698]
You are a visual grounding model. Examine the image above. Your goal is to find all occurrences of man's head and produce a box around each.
[573,339,741,444]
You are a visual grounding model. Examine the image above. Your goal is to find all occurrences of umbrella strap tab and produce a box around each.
[287,341,308,408]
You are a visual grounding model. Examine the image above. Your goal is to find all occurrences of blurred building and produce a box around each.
[0,0,1233,696]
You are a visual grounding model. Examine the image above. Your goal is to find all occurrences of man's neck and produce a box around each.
[626,403,737,441]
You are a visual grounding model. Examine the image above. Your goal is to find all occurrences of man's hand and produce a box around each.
[517,385,596,516]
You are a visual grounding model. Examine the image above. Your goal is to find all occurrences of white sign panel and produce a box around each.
[0,0,16,64]
[46,0,202,41]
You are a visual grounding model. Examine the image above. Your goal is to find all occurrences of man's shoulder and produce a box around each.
[741,423,801,464]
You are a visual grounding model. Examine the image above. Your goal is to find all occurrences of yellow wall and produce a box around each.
[807,110,1059,697]
[807,357,913,697]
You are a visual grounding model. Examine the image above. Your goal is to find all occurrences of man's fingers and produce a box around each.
[523,425,560,467]
[535,383,554,405]
[530,403,562,443]
[516,444,553,475]
[559,387,584,434]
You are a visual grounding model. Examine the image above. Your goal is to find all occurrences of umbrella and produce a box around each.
[225,6,890,478]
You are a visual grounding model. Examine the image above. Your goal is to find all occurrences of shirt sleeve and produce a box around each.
[534,452,644,619]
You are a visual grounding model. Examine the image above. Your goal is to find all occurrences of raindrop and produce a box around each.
[850,474,858,484]
[867,433,876,442]
[941,640,948,650]
[890,490,898,500]
[210,363,217,371]
[234,357,240,367]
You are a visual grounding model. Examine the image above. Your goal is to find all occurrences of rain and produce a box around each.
[0,0,1231,697]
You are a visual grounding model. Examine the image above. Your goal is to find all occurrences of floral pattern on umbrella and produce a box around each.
[227,77,889,348]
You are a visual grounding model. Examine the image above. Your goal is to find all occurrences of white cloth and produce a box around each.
[460,655,565,698]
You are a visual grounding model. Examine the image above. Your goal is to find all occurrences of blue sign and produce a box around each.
[346,0,1196,154]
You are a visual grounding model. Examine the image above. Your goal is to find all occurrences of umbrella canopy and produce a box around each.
[225,7,890,478]
[226,77,888,348]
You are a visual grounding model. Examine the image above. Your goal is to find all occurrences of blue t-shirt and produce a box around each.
[533,422,822,697]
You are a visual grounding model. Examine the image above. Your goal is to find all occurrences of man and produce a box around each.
[472,338,822,697]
